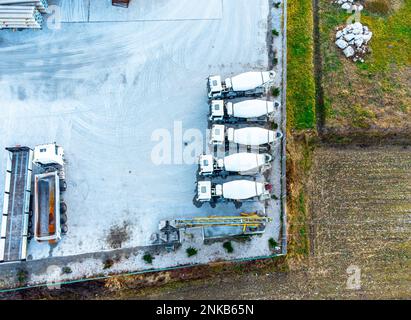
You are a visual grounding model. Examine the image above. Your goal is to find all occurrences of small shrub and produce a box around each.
[103,259,114,269]
[62,266,72,274]
[17,269,28,284]
[272,29,279,37]
[143,253,154,264]
[274,1,281,9]
[271,87,280,97]
[272,57,278,66]
[223,241,234,253]
[186,247,198,257]
[269,238,278,249]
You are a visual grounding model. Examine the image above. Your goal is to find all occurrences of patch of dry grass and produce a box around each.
[308,146,411,298]
[285,132,316,265]
[366,0,392,15]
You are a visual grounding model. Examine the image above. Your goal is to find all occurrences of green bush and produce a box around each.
[103,259,114,269]
[269,238,278,249]
[186,247,198,257]
[143,253,154,264]
[62,266,72,274]
[17,269,28,284]
[272,29,279,37]
[274,2,281,9]
[223,241,234,253]
[271,87,280,97]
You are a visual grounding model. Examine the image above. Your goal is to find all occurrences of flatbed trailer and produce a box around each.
[0,147,33,263]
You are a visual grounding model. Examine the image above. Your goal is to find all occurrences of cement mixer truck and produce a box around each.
[207,71,275,99]
[210,125,283,147]
[209,99,280,123]
[196,180,272,207]
[199,153,273,177]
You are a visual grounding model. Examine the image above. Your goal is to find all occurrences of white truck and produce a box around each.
[209,99,280,123]
[196,180,272,207]
[207,71,275,99]
[199,153,273,177]
[210,125,283,147]
[32,143,67,243]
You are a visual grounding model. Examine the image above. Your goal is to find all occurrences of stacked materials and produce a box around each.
[0,0,48,29]
[335,22,373,62]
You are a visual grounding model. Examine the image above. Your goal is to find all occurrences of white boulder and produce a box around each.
[343,46,355,58]
[363,32,373,43]
[344,33,355,42]
[354,38,364,48]
[342,2,351,10]
[336,38,349,49]
[352,22,363,34]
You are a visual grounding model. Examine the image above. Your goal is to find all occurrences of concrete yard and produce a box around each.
[0,0,284,287]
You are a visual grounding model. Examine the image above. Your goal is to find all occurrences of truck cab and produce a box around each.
[207,76,225,99]
[210,124,226,145]
[33,143,64,169]
[209,100,225,122]
[197,181,214,202]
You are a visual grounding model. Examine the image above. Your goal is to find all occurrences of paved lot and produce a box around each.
[0,0,282,286]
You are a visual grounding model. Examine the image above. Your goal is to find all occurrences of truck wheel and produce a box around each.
[61,224,68,234]
[60,202,67,213]
[234,201,242,209]
[60,213,67,224]
[60,180,67,192]
[192,196,203,208]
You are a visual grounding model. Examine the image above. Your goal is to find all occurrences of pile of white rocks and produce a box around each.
[335,22,373,62]
[333,0,364,11]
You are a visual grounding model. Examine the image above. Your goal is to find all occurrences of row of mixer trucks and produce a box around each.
[195,71,283,207]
